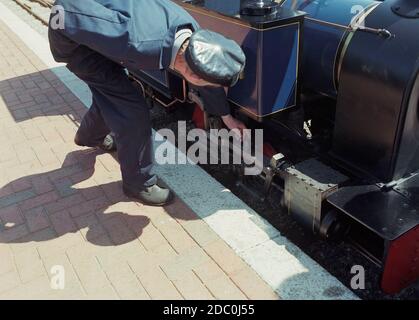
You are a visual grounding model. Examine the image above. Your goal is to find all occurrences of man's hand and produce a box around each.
[221,115,247,140]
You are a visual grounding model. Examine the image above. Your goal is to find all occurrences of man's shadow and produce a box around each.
[0,149,157,247]
[0,69,198,247]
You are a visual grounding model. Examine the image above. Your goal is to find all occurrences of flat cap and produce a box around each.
[185,29,246,87]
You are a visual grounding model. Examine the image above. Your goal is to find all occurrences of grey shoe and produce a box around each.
[74,133,117,153]
[123,184,173,206]
[101,133,117,152]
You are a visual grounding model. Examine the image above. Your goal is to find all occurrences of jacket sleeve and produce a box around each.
[54,0,199,70]
[193,86,231,117]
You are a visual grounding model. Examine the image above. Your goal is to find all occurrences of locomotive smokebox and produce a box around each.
[332,0,419,183]
[323,0,419,294]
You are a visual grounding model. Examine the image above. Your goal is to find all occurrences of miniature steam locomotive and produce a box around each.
[130,0,419,294]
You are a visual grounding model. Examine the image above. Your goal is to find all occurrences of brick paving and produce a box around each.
[0,19,279,300]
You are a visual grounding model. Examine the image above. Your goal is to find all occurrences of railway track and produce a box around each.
[12,0,52,26]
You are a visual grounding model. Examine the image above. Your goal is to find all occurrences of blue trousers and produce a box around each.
[67,49,157,189]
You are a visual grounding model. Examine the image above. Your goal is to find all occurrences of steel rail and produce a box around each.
[12,0,50,26]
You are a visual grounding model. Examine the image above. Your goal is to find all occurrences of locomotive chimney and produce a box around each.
[240,0,280,16]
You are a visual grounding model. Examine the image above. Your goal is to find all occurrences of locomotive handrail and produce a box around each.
[306,16,393,38]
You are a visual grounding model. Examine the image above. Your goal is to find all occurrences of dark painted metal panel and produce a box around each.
[395,173,419,209]
[328,182,419,241]
[281,0,379,97]
[394,73,419,180]
[332,0,419,182]
[181,1,305,117]
[137,1,305,117]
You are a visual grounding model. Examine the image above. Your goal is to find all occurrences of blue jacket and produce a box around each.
[50,0,230,116]
[51,0,199,70]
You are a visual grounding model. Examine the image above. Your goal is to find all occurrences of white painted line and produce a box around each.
[0,3,358,300]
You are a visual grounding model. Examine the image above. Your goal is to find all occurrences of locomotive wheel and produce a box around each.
[319,210,350,242]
